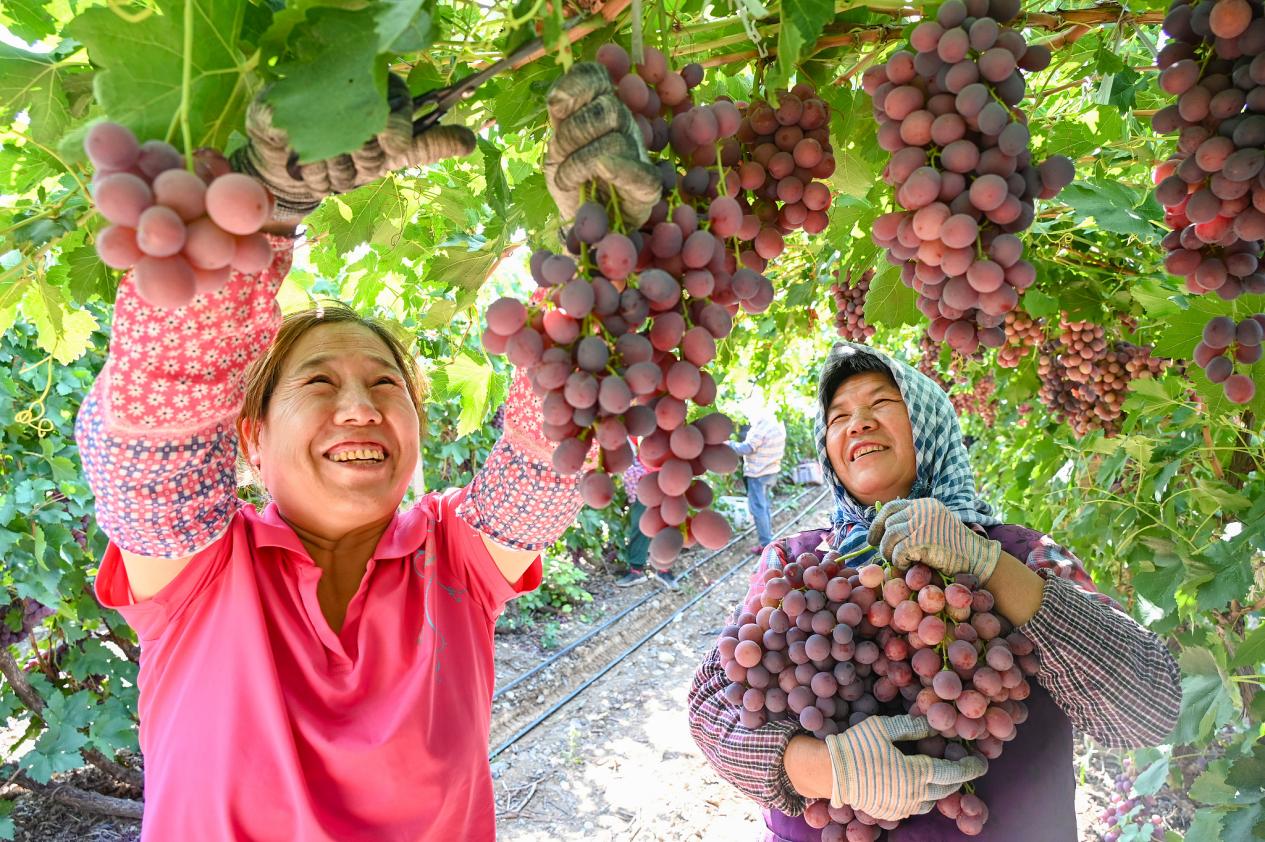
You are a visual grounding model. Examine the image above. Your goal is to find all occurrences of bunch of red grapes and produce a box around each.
[830,267,876,342]
[1098,758,1166,842]
[950,373,998,426]
[1194,314,1263,401]
[85,122,274,308]
[997,309,1044,368]
[1035,317,1167,435]
[731,86,837,265]
[862,0,1074,355]
[0,598,54,649]
[487,44,838,565]
[717,549,1038,838]
[1152,0,1265,403]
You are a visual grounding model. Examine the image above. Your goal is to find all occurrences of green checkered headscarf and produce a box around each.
[814,342,1000,563]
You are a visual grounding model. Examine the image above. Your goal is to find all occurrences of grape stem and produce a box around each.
[179,0,195,167]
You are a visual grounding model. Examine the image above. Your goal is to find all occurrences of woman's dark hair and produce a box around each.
[817,345,897,416]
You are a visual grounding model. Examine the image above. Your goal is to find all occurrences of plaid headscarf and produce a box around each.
[814,342,1000,563]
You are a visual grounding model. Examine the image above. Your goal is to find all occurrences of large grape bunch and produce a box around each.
[1151,0,1265,403]
[717,549,1038,838]
[862,0,1074,355]
[1193,314,1264,402]
[730,85,837,270]
[485,45,817,567]
[85,122,274,309]
[830,267,876,342]
[1035,317,1168,435]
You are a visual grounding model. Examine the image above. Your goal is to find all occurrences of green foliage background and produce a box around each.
[0,0,1262,838]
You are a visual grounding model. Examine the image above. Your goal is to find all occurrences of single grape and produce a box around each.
[133,254,197,309]
[84,121,140,170]
[204,173,270,235]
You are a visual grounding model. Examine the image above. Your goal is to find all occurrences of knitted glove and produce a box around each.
[544,62,662,227]
[456,369,593,552]
[232,73,476,221]
[868,497,1002,582]
[825,714,988,821]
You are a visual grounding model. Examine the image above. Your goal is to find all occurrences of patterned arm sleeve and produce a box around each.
[74,239,294,557]
[688,646,806,815]
[457,370,586,552]
[1017,542,1182,748]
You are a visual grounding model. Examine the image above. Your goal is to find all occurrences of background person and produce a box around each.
[729,390,787,554]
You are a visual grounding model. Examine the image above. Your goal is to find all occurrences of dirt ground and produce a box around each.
[6,486,1194,841]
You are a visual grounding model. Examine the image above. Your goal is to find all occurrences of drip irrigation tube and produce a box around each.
[488,488,830,760]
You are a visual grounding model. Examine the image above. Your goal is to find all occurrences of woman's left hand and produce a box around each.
[868,498,1001,582]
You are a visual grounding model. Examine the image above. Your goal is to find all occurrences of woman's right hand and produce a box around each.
[824,714,987,821]
[231,73,476,222]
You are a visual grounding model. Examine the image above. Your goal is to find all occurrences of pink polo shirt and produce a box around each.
[95,487,541,842]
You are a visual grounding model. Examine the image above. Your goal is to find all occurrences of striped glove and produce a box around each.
[825,714,988,821]
[868,497,1002,582]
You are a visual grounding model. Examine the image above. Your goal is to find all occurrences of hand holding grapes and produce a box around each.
[824,713,988,821]
[232,73,476,221]
[544,62,663,227]
[868,498,1002,582]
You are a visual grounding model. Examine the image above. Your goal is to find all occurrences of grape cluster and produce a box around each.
[830,268,876,342]
[486,45,823,566]
[731,84,837,266]
[717,550,1038,838]
[0,598,54,648]
[1035,317,1168,435]
[950,373,998,425]
[86,122,274,308]
[1194,314,1263,402]
[1152,0,1265,400]
[862,0,1074,355]
[997,309,1044,368]
[1098,758,1166,842]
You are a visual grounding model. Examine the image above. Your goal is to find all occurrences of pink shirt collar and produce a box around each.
[246,499,437,563]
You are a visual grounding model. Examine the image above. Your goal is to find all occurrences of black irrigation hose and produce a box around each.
[488,487,830,760]
[492,484,820,701]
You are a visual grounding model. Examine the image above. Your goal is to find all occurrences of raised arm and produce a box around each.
[75,240,295,595]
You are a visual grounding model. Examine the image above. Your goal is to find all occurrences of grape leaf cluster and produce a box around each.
[86,122,274,308]
[862,0,1074,355]
[718,551,1038,838]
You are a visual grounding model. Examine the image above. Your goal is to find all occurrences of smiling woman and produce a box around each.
[688,342,1183,842]
[68,62,658,842]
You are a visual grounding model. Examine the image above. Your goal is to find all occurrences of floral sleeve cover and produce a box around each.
[74,238,295,558]
[456,369,587,552]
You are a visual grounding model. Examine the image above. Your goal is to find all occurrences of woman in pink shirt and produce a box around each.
[74,67,662,841]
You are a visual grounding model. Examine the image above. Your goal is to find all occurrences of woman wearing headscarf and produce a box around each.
[687,342,1181,841]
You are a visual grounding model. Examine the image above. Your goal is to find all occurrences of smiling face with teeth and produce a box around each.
[824,370,918,506]
[241,321,421,541]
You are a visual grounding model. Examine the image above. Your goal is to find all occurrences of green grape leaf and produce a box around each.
[0,44,71,145]
[1231,623,1265,670]
[68,0,252,150]
[21,281,99,365]
[1059,181,1160,240]
[0,0,58,44]
[429,349,501,436]
[773,0,833,86]
[265,7,387,162]
[1172,648,1239,745]
[864,263,920,328]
